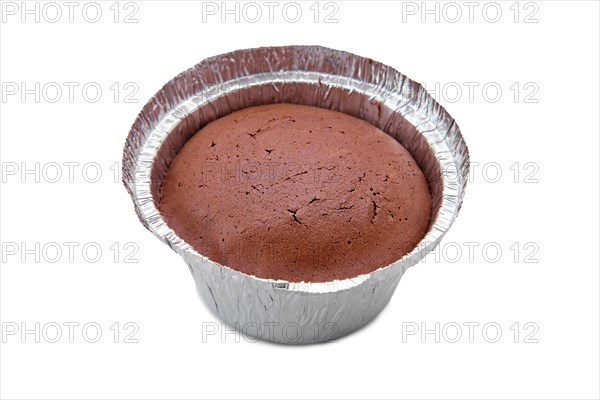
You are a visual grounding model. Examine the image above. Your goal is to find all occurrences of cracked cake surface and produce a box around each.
[159,103,432,282]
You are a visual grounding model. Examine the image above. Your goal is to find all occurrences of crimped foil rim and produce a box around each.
[123,45,469,294]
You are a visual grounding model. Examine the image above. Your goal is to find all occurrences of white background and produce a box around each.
[1,1,599,399]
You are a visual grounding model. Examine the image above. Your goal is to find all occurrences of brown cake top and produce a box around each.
[160,104,431,282]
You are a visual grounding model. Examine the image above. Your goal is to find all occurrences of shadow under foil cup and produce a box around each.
[122,46,469,344]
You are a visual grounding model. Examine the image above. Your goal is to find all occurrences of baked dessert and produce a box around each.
[160,104,431,282]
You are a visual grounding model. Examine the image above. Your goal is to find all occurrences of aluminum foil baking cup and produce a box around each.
[123,46,469,344]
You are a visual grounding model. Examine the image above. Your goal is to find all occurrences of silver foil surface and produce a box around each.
[122,46,469,344]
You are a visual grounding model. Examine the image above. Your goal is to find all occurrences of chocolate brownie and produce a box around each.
[160,104,431,282]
